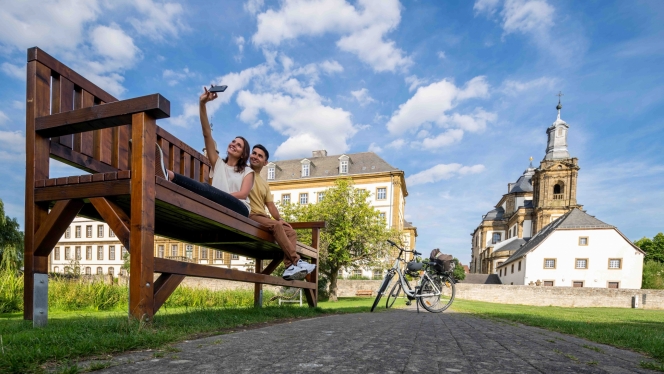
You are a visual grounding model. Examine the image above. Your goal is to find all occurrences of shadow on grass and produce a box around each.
[0,298,380,374]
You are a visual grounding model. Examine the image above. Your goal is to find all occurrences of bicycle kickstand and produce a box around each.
[416,299,420,314]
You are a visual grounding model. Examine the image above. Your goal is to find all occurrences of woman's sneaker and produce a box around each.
[282,264,307,281]
[296,259,316,274]
[155,143,168,180]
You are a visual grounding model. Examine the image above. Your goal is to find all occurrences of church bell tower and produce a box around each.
[531,95,583,233]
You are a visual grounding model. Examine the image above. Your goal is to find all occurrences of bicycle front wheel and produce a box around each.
[386,282,402,309]
[418,274,455,313]
[371,273,394,312]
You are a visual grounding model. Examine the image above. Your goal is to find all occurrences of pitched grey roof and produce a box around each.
[483,207,504,221]
[508,167,535,193]
[498,208,614,268]
[261,151,399,181]
[494,238,530,253]
[523,200,534,209]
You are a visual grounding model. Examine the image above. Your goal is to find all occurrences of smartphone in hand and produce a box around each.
[209,85,228,93]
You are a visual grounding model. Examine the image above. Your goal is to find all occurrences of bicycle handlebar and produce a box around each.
[387,240,421,257]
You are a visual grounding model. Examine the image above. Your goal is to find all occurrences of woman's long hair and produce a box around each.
[223,136,250,173]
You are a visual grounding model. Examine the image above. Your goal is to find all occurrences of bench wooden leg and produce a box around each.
[129,112,156,322]
[90,197,130,249]
[254,259,263,308]
[304,228,320,307]
[153,273,185,314]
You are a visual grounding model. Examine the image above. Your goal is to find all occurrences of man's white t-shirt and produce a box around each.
[209,161,254,211]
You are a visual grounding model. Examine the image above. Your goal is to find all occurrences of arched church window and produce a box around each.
[553,184,563,194]
[557,128,564,137]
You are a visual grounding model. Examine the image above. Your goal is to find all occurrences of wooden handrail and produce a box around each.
[289,221,327,229]
[36,94,170,137]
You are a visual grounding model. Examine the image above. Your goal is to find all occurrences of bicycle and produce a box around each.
[371,240,456,313]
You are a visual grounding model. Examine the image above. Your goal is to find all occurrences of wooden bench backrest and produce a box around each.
[29,47,211,184]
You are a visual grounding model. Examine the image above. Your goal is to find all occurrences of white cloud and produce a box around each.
[0,111,9,126]
[90,24,140,64]
[252,0,411,72]
[501,0,553,36]
[163,67,196,86]
[405,75,428,92]
[0,130,25,161]
[126,0,186,41]
[12,101,24,110]
[473,0,501,16]
[386,76,490,135]
[235,36,245,53]
[350,88,376,106]
[320,60,344,74]
[419,129,464,149]
[437,51,446,59]
[1,62,25,80]
[386,139,405,149]
[0,0,100,51]
[501,76,557,94]
[368,142,382,153]
[406,163,485,186]
[244,0,265,15]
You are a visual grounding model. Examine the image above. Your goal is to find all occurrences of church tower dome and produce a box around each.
[544,95,570,160]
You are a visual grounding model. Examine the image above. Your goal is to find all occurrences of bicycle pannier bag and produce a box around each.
[429,248,454,273]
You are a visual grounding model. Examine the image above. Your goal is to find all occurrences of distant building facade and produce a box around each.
[470,101,581,275]
[263,150,417,279]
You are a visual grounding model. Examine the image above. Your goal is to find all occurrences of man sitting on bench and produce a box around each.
[248,144,316,280]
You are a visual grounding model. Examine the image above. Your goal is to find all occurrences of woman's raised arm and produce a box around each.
[199,87,219,167]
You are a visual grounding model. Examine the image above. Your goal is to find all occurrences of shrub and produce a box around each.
[642,260,664,289]
[0,271,23,313]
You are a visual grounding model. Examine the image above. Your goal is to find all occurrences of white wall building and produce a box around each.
[497,209,645,289]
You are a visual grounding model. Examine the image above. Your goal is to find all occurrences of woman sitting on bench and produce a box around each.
[156,87,254,217]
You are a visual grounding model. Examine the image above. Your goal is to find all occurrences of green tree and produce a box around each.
[634,233,664,263]
[452,258,466,281]
[281,179,399,302]
[0,199,24,274]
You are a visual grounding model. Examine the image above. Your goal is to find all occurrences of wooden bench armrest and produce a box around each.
[289,221,326,229]
[35,94,170,137]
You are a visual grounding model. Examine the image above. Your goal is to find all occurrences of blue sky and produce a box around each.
[1,0,663,264]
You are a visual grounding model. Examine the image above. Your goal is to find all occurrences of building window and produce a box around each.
[543,281,554,286]
[608,282,619,289]
[109,246,115,261]
[299,193,308,205]
[108,267,114,277]
[185,245,193,259]
[97,246,104,260]
[318,192,325,202]
[215,250,223,260]
[201,247,208,259]
[376,187,387,200]
[379,212,386,221]
[372,269,383,280]
[86,225,92,238]
[171,244,178,257]
[86,246,92,260]
[75,246,81,260]
[54,266,59,273]
[353,269,362,277]
[54,247,60,261]
[85,267,91,275]
[511,264,514,274]
[96,267,103,275]
[553,184,563,194]
[557,127,564,137]
[64,266,71,274]
[578,237,588,246]
[499,268,502,276]
[65,227,71,239]
[267,166,275,180]
[301,163,310,177]
[109,228,115,237]
[492,233,501,244]
[340,160,348,174]
[608,259,622,269]
[121,246,127,258]
[518,261,521,271]
[282,194,291,204]
[575,259,588,269]
[97,225,104,238]
[75,226,81,238]
[573,281,584,288]
[544,259,556,269]
[158,245,164,258]
[232,254,239,260]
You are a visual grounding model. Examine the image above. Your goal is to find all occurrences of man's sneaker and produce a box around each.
[282,264,307,281]
[155,143,168,180]
[296,259,316,274]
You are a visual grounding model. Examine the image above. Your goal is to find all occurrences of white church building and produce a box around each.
[497,208,645,289]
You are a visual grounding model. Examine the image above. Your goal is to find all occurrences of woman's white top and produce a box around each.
[209,161,254,211]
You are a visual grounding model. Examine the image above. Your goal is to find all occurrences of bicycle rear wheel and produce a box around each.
[418,274,455,313]
[386,282,402,309]
[371,273,394,312]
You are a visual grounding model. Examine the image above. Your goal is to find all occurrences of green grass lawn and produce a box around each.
[0,297,379,374]
[451,299,664,369]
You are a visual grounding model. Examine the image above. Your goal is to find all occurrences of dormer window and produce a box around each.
[338,155,350,174]
[267,162,276,180]
[301,159,311,177]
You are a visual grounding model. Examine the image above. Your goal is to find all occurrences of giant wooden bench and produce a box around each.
[23,47,322,326]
